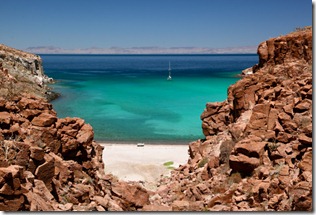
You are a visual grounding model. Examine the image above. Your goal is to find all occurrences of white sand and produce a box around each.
[101,143,189,190]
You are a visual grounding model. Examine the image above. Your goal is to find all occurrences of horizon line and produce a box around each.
[24,45,258,55]
[35,53,257,55]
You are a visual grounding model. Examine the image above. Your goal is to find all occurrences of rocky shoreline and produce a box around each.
[0,27,312,211]
[0,44,58,101]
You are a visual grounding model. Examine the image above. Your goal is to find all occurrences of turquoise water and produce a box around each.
[42,54,257,143]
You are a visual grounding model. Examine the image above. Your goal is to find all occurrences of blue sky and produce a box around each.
[0,0,312,50]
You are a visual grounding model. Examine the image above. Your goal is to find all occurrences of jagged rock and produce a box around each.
[301,171,312,183]
[0,44,55,101]
[201,101,230,136]
[107,200,124,211]
[0,165,26,210]
[229,110,251,139]
[290,181,312,211]
[112,181,150,209]
[152,27,312,212]
[76,123,94,145]
[298,150,312,172]
[229,153,260,173]
[298,133,312,145]
[93,196,109,208]
[294,100,311,113]
[246,104,270,130]
[229,137,266,173]
[31,113,57,127]
[34,154,55,191]
[0,112,11,125]
[234,139,266,158]
[30,146,45,161]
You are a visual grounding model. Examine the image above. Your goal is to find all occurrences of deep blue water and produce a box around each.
[41,54,258,143]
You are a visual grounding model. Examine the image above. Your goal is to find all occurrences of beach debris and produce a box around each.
[137,143,145,147]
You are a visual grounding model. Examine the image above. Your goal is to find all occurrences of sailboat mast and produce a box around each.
[167,61,172,80]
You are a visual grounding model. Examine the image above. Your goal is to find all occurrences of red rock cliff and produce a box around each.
[151,27,312,211]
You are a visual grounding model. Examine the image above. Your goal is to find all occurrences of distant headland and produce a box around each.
[24,46,257,55]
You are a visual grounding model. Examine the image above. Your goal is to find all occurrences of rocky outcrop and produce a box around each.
[151,27,312,211]
[0,44,57,101]
[0,94,150,211]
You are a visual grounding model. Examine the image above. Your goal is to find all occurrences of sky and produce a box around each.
[0,0,312,50]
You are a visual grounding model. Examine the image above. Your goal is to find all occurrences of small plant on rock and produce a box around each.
[198,157,209,168]
[267,141,279,152]
[163,161,174,170]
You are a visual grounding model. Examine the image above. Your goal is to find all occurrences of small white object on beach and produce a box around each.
[137,143,145,147]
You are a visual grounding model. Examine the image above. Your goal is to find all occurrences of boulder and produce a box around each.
[298,134,312,145]
[76,124,94,145]
[25,180,55,211]
[298,150,312,172]
[30,146,45,161]
[31,113,57,127]
[294,100,311,113]
[34,154,55,191]
[112,181,150,209]
[247,104,270,130]
[0,112,11,125]
[229,153,260,173]
[233,140,267,158]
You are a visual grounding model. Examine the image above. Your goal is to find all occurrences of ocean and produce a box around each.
[41,54,258,144]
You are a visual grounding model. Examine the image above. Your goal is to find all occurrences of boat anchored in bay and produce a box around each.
[167,61,172,81]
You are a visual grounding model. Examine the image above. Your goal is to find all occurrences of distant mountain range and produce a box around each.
[25,46,257,54]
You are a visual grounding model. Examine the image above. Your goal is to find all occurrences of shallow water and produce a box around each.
[42,54,257,143]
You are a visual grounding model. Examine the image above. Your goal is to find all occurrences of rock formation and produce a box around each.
[0,94,153,211]
[0,44,57,101]
[149,27,312,211]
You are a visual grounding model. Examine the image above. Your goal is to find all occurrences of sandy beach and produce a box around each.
[101,143,190,190]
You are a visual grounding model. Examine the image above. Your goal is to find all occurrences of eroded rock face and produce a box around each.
[0,44,57,101]
[0,95,150,211]
[151,27,312,211]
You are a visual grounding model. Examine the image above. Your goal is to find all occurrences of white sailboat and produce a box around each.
[167,61,172,80]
